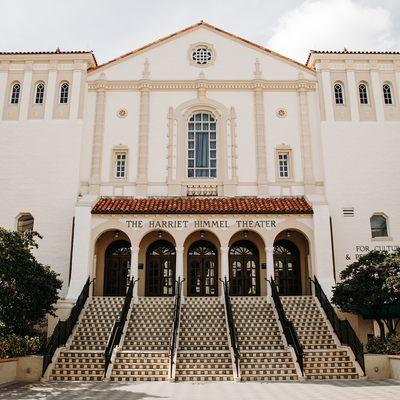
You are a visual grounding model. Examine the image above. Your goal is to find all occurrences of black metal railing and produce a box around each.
[42,277,92,375]
[221,277,240,377]
[268,278,304,373]
[104,277,137,373]
[312,276,365,372]
[169,277,183,379]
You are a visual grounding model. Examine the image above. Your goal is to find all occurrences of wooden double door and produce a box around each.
[229,240,260,296]
[146,240,176,296]
[188,240,218,296]
[104,240,131,296]
[273,240,301,296]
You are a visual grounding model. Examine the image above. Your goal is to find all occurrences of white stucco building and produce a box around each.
[0,22,399,314]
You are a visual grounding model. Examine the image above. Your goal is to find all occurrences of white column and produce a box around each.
[266,247,274,301]
[176,246,184,303]
[44,63,57,120]
[346,69,360,121]
[20,64,33,121]
[175,246,184,281]
[370,68,384,122]
[312,204,336,298]
[70,65,83,120]
[66,203,93,300]
[130,246,139,299]
[321,70,334,122]
[220,246,229,281]
[0,65,8,120]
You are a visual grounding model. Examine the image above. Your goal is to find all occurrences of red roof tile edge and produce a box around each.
[91,197,313,215]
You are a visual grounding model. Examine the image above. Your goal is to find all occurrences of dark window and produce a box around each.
[334,83,344,105]
[370,214,388,238]
[10,82,21,104]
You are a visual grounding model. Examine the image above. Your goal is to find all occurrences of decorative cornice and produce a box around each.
[87,78,316,92]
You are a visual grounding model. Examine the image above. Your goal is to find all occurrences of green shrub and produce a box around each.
[0,334,42,359]
[367,333,400,355]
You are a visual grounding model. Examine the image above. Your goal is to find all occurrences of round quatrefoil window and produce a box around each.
[190,44,214,66]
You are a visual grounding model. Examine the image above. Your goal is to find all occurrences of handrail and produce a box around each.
[169,277,184,380]
[268,278,304,374]
[42,277,93,375]
[104,277,137,373]
[311,276,365,372]
[221,277,240,378]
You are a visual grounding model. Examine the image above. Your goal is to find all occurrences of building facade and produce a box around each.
[0,22,399,314]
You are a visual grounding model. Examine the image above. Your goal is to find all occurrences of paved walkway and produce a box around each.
[0,380,399,400]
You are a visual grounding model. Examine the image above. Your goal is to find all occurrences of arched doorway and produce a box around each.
[273,240,301,296]
[104,240,131,296]
[146,240,176,296]
[229,240,260,296]
[188,240,218,296]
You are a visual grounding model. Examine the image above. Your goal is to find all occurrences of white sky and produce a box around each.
[0,0,399,64]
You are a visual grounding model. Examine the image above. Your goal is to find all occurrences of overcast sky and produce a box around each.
[1,0,399,64]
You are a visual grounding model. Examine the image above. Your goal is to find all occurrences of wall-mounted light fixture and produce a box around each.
[243,230,249,238]
[200,230,205,238]
[158,230,163,239]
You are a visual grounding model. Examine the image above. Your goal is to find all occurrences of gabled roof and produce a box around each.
[89,21,314,74]
[91,196,313,215]
[306,49,400,67]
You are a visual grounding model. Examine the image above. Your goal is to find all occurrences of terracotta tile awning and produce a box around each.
[91,197,313,215]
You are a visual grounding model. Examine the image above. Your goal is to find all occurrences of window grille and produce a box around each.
[115,152,127,179]
[192,47,213,65]
[10,82,21,104]
[334,83,344,105]
[278,152,290,178]
[383,83,393,105]
[59,82,69,104]
[35,82,45,104]
[187,112,216,178]
[359,83,369,104]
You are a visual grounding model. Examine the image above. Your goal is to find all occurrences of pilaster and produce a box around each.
[89,76,106,194]
[253,87,268,195]
[20,62,33,121]
[266,246,274,301]
[44,61,57,120]
[70,62,83,120]
[297,75,316,190]
[0,63,8,120]
[346,63,360,121]
[136,86,150,196]
[130,246,139,299]
[320,69,334,122]
[370,63,384,122]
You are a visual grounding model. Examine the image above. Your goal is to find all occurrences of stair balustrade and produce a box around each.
[221,277,240,378]
[311,276,365,372]
[169,277,183,380]
[268,278,304,374]
[104,277,137,373]
[42,277,93,375]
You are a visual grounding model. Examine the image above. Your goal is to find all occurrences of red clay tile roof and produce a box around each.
[92,197,313,215]
[306,49,400,66]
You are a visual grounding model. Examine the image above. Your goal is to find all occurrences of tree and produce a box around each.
[0,228,62,336]
[332,249,400,338]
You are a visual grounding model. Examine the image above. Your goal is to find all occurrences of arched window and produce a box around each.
[383,83,393,105]
[359,82,369,104]
[17,213,34,233]
[370,214,388,238]
[34,82,45,104]
[187,112,217,178]
[59,82,69,104]
[10,82,21,104]
[334,82,344,105]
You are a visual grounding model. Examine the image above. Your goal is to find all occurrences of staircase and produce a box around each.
[175,297,233,381]
[231,297,298,381]
[49,296,123,381]
[110,297,174,381]
[281,296,359,380]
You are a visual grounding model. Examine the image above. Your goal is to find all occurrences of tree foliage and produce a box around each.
[332,249,400,337]
[0,228,62,336]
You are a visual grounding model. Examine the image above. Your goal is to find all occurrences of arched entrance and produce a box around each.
[229,240,260,296]
[273,240,301,296]
[187,240,218,296]
[104,240,131,296]
[146,240,176,296]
